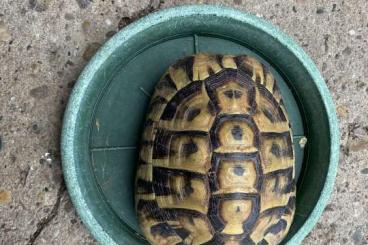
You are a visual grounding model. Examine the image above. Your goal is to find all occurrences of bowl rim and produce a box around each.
[61,4,339,245]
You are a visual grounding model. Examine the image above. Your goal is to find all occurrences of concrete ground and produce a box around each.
[0,0,367,244]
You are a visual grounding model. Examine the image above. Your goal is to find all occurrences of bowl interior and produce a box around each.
[62,6,336,245]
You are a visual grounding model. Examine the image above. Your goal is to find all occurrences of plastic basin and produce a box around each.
[61,4,339,245]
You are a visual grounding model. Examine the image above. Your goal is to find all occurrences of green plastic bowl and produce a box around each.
[61,4,339,245]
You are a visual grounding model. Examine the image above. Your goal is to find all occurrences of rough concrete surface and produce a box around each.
[0,0,367,244]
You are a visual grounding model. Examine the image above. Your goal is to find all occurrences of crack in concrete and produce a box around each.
[27,181,66,245]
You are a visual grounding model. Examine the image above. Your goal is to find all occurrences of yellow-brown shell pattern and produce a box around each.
[135,54,295,245]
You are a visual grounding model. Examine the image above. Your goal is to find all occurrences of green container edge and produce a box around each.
[61,4,339,245]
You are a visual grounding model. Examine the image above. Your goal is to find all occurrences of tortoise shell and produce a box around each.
[135,54,295,245]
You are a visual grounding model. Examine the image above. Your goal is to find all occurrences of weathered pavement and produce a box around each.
[0,0,367,244]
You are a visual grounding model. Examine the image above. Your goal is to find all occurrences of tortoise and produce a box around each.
[135,53,296,245]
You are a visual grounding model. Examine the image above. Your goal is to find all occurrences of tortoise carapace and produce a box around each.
[135,54,296,245]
